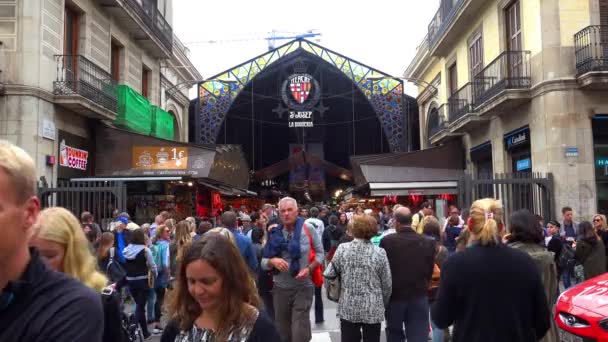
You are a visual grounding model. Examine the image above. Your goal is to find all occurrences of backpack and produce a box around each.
[151,243,162,272]
[559,244,576,271]
[106,248,127,283]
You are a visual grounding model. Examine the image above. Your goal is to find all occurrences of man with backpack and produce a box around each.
[412,202,433,234]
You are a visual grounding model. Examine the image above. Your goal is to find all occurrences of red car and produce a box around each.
[555,274,608,342]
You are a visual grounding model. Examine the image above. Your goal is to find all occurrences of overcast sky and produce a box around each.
[173,0,440,96]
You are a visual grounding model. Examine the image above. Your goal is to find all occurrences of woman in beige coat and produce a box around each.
[506,209,558,342]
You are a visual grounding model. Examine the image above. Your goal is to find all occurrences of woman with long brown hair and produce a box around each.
[160,233,279,342]
[170,221,193,278]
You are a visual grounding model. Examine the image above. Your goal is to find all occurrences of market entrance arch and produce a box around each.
[194,39,410,200]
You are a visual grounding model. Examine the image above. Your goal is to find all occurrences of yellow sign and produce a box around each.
[132,146,188,170]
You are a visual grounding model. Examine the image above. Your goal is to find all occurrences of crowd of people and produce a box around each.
[2,138,608,342]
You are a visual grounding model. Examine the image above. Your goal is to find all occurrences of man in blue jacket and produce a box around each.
[221,211,258,273]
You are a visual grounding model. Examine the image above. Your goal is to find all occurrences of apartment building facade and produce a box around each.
[0,0,201,184]
[405,0,608,218]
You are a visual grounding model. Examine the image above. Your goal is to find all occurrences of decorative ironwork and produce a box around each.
[124,0,172,52]
[427,104,447,142]
[427,0,467,49]
[448,82,475,123]
[197,39,406,152]
[472,50,531,106]
[575,25,608,75]
[53,55,118,113]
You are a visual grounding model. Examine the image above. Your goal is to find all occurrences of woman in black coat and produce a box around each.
[431,199,550,342]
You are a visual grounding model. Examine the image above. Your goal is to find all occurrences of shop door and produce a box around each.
[593,116,608,215]
[511,150,533,211]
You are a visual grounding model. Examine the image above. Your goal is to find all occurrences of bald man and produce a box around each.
[380,206,436,342]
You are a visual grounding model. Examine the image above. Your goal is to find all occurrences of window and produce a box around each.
[601,0,608,27]
[468,31,484,78]
[63,7,79,55]
[110,41,122,82]
[448,63,458,96]
[505,0,522,51]
[142,67,151,98]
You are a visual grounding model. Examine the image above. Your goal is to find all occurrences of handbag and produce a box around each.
[323,260,341,302]
[106,248,127,283]
[303,226,324,287]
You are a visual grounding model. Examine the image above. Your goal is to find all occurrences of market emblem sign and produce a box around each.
[59,139,89,170]
[282,73,320,111]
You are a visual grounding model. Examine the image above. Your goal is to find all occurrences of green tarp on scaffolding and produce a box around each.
[151,106,175,140]
[115,85,152,135]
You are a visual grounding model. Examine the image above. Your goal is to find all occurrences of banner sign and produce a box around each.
[59,139,89,171]
[289,111,314,128]
[132,146,189,170]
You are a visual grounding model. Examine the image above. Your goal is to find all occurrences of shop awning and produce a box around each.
[197,179,257,197]
[94,123,251,190]
[349,140,465,196]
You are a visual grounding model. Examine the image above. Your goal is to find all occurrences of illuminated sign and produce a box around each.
[516,158,531,171]
[59,139,89,170]
[505,127,530,150]
[132,146,189,170]
[289,111,314,128]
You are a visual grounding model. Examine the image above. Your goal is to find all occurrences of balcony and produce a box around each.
[53,55,118,119]
[447,82,488,133]
[575,25,608,88]
[426,0,487,56]
[98,0,172,58]
[472,51,531,116]
[428,104,457,145]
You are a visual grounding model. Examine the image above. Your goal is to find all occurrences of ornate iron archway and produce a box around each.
[196,38,407,152]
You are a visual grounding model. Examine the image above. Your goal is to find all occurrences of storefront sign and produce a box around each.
[132,146,189,170]
[516,158,532,171]
[59,140,89,170]
[57,130,93,179]
[505,127,530,151]
[288,111,314,128]
[597,158,608,167]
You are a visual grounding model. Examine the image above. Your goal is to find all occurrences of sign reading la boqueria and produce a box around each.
[132,146,189,170]
[59,139,89,170]
[289,111,314,128]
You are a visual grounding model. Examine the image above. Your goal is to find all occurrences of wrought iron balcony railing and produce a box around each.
[448,82,475,122]
[427,0,466,49]
[472,50,531,106]
[428,104,448,138]
[53,55,118,113]
[125,0,172,52]
[575,25,608,75]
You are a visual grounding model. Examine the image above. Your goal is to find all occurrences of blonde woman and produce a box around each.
[431,199,550,342]
[170,221,193,279]
[31,207,107,291]
[30,207,123,342]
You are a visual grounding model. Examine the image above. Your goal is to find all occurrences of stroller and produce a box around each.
[102,283,145,342]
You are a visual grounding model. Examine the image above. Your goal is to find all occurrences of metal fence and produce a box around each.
[448,82,475,123]
[460,172,554,224]
[53,55,118,113]
[428,104,447,140]
[472,50,531,106]
[427,0,467,48]
[574,25,608,75]
[38,179,127,230]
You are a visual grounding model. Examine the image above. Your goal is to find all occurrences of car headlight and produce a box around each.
[559,312,590,328]
[599,318,608,331]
